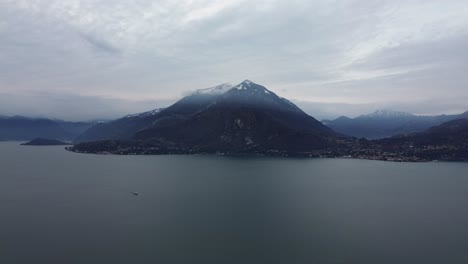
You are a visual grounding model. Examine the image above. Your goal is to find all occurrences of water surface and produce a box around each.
[1,142,468,264]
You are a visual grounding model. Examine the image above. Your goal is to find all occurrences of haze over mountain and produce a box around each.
[0,116,95,141]
[323,110,468,139]
[75,83,235,143]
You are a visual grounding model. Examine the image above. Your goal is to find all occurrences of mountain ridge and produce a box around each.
[323,110,468,139]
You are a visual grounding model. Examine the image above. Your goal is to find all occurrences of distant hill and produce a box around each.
[0,116,95,141]
[323,110,468,139]
[71,80,344,155]
[374,119,468,161]
[21,138,71,146]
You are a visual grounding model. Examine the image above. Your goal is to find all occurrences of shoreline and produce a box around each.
[65,146,465,163]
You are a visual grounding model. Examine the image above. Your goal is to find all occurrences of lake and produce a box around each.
[1,141,468,264]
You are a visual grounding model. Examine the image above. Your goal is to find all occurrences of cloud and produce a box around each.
[77,32,121,54]
[1,0,468,120]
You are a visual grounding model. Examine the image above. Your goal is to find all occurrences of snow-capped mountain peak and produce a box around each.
[235,80,254,89]
[220,80,304,113]
[232,80,271,94]
[365,110,414,118]
[193,83,233,95]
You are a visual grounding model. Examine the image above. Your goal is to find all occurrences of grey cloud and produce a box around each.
[1,0,468,120]
[0,91,174,121]
[77,32,121,54]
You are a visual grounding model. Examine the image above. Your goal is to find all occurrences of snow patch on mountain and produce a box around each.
[121,108,163,119]
[194,83,233,95]
[232,80,271,94]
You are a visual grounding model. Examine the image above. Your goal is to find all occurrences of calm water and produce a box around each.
[1,142,468,263]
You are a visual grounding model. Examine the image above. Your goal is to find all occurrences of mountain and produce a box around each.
[74,83,234,143]
[323,110,468,139]
[21,138,71,146]
[373,119,468,161]
[134,80,337,152]
[73,109,164,143]
[71,80,344,155]
[0,116,95,141]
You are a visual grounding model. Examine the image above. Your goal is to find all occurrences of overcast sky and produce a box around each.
[1,0,468,120]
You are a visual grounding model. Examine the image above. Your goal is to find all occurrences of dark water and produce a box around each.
[1,142,468,263]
